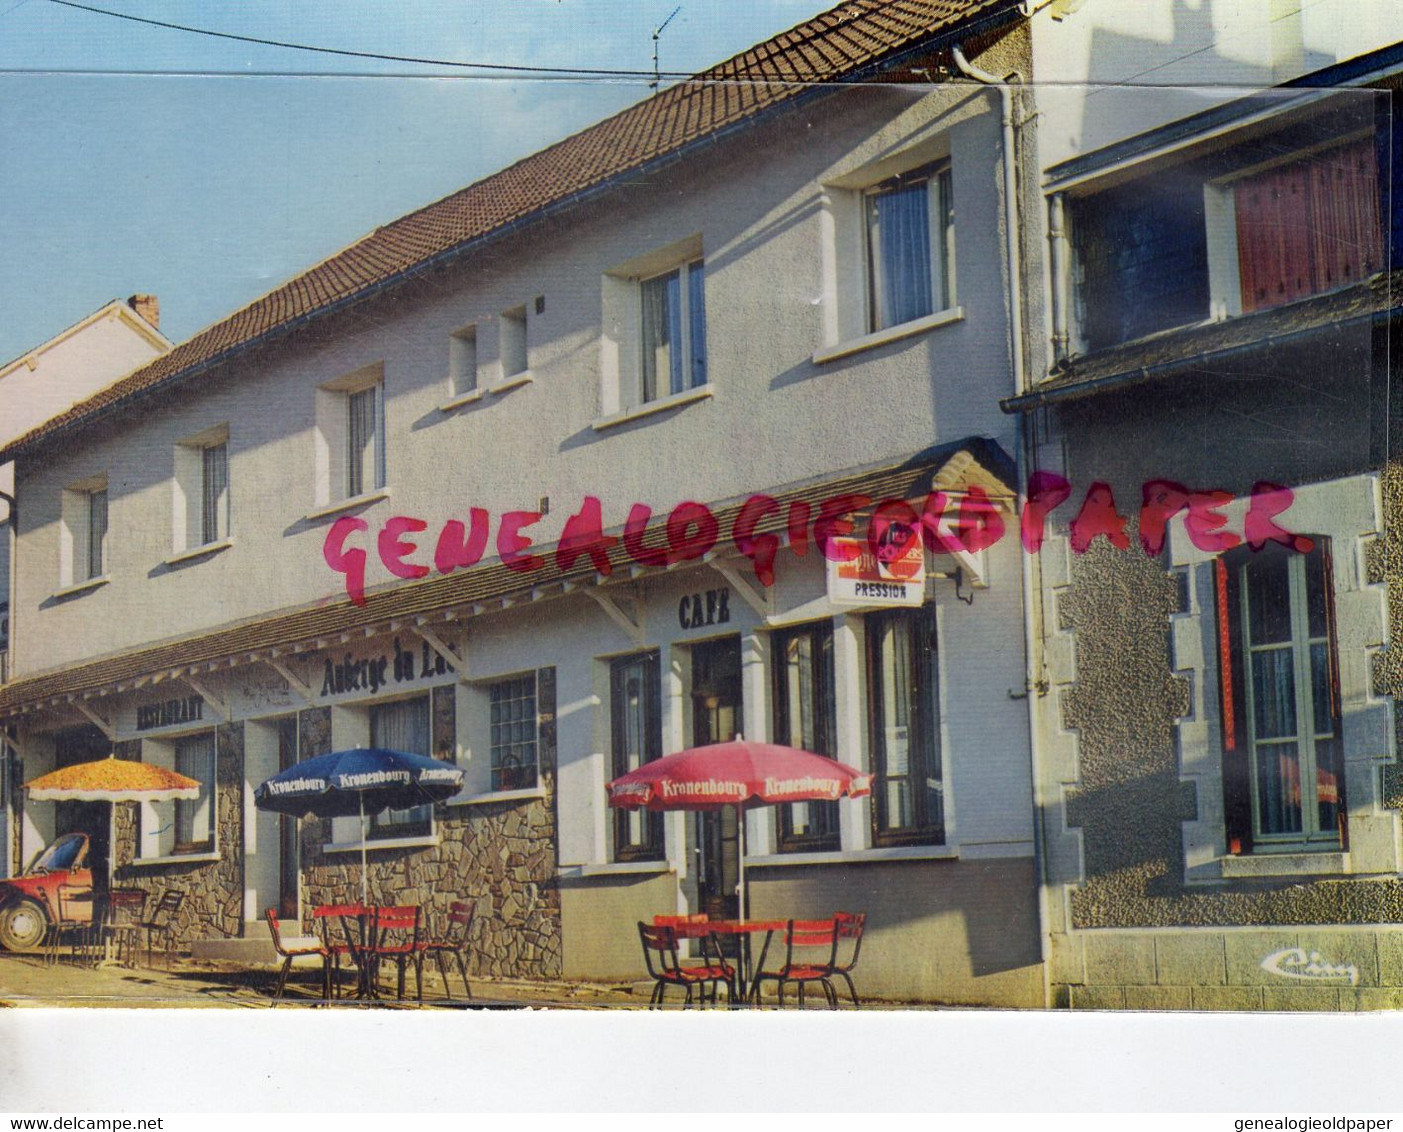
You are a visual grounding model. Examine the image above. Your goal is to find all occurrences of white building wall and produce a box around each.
[12,83,1021,678]
[1032,0,1403,171]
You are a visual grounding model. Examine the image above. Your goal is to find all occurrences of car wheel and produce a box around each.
[0,899,49,953]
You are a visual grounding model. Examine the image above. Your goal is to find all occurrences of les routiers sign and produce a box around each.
[825,535,924,608]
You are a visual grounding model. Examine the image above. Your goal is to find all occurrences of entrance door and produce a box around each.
[53,726,108,894]
[276,717,300,920]
[690,637,742,921]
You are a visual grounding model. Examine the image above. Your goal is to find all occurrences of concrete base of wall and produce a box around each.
[191,932,279,963]
[1055,926,1403,1010]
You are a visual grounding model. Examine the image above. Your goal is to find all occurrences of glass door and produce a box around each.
[690,637,742,921]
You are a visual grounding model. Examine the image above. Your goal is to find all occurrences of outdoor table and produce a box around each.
[670,919,785,1005]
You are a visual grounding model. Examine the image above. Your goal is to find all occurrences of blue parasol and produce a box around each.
[253,747,464,906]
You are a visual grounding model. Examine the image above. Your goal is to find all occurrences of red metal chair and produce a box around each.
[313,903,369,998]
[652,913,709,928]
[637,921,733,1008]
[749,918,841,1008]
[368,905,422,1002]
[417,901,475,1001]
[830,911,867,1008]
[264,908,332,1002]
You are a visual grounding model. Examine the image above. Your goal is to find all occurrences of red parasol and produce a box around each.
[607,739,870,914]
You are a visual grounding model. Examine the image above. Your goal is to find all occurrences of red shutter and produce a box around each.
[1215,558,1253,854]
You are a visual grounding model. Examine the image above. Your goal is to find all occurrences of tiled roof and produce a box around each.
[0,438,1015,714]
[0,0,1020,465]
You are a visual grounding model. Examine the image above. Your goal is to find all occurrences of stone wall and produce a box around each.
[111,724,245,948]
[298,669,563,979]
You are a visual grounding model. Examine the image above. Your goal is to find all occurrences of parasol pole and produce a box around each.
[736,803,747,920]
[359,793,370,908]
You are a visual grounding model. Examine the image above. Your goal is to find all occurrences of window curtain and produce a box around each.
[174,732,215,851]
[868,180,933,331]
[86,489,108,580]
[370,697,431,834]
[347,386,378,497]
[201,443,228,545]
[640,270,682,401]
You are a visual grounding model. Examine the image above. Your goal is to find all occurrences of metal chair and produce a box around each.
[313,903,369,999]
[637,921,733,1008]
[101,888,147,967]
[367,905,421,1002]
[138,889,184,969]
[45,884,96,967]
[830,911,867,1008]
[749,918,841,1008]
[264,908,332,1002]
[418,901,475,1001]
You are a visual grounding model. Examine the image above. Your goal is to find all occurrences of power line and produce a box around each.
[42,0,695,78]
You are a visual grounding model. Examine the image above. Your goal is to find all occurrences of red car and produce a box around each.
[0,833,94,952]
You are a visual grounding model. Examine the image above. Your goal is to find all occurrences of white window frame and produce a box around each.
[861,161,955,335]
[137,729,219,862]
[171,424,230,558]
[599,234,711,421]
[639,258,707,404]
[498,305,528,384]
[58,473,109,590]
[313,362,386,507]
[1166,475,1393,880]
[448,322,479,399]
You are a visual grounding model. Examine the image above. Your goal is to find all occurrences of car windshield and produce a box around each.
[29,834,87,874]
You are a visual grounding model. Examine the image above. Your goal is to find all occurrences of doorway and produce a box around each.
[690,637,742,921]
[53,725,109,893]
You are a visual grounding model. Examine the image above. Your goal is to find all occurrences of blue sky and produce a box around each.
[0,0,836,363]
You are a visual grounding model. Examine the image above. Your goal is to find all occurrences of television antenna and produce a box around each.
[650,6,682,90]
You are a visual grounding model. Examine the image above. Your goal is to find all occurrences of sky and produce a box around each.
[0,0,838,364]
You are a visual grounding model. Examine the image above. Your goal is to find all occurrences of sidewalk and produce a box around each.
[0,950,645,1009]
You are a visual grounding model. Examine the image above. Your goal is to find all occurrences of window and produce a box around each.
[314,364,385,507]
[140,729,217,858]
[489,674,538,792]
[864,163,954,332]
[449,324,478,397]
[199,443,229,544]
[867,606,943,846]
[772,622,839,851]
[611,651,662,860]
[85,488,107,581]
[500,305,528,382]
[640,259,706,401]
[59,475,109,587]
[1231,137,1381,314]
[369,696,432,839]
[174,731,216,854]
[1216,541,1342,852]
[347,384,382,498]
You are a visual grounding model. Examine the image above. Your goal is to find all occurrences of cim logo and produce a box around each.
[1259,947,1359,986]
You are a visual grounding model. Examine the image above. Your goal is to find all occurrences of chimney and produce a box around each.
[127,294,159,329]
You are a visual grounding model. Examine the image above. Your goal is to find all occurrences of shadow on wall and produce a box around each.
[1074,0,1333,160]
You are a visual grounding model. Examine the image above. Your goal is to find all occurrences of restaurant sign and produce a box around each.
[825,536,924,608]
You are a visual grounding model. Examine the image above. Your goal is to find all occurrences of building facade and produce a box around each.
[1013,0,1403,1009]
[0,295,169,875]
[0,0,1048,1005]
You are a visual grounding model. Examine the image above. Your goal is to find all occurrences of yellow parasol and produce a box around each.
[26,755,200,803]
